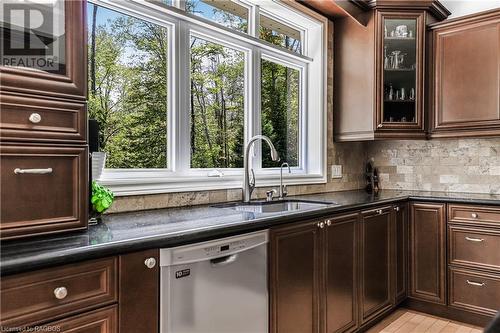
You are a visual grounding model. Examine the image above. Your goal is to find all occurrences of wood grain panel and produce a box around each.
[119,249,159,333]
[409,202,446,305]
[270,221,322,333]
[0,92,86,143]
[0,144,88,239]
[0,257,117,328]
[359,206,393,324]
[449,267,500,317]
[46,306,117,333]
[325,213,359,333]
[0,0,87,100]
[449,225,500,273]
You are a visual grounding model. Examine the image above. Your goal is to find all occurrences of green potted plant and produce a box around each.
[90,181,114,224]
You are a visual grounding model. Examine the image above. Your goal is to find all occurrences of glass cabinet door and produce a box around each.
[378,13,423,130]
[0,0,86,99]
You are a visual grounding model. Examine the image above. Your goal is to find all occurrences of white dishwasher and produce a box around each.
[160,230,269,333]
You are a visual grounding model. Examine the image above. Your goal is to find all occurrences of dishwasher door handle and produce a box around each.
[210,254,238,267]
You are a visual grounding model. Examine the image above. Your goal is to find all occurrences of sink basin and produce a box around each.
[214,199,336,214]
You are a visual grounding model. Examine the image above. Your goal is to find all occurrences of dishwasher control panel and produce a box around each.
[160,230,269,266]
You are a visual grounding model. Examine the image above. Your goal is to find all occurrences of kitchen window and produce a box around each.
[89,0,327,196]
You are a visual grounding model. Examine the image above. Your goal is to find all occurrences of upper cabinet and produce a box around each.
[332,1,449,141]
[429,9,500,138]
[0,0,86,100]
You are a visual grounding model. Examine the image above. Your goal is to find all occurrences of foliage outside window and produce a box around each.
[87,0,327,195]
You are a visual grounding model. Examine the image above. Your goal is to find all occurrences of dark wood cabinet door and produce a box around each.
[359,206,393,324]
[430,9,500,138]
[0,0,87,100]
[393,203,409,305]
[409,202,446,304]
[270,221,322,333]
[119,249,159,333]
[325,213,358,333]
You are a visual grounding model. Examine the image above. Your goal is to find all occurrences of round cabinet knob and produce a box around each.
[377,124,383,128]
[326,220,332,227]
[377,209,383,215]
[28,113,42,124]
[318,222,325,229]
[394,206,400,212]
[471,213,478,219]
[53,286,68,300]
[144,257,157,269]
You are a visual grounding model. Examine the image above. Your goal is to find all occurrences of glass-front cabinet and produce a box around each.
[0,0,86,100]
[376,11,425,136]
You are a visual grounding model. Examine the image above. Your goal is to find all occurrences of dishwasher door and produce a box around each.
[160,230,269,333]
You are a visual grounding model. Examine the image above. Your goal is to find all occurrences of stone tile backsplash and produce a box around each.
[365,138,500,194]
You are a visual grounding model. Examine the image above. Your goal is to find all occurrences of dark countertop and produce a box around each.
[2,189,500,276]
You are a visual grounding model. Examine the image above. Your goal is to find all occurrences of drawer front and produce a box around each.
[46,306,117,333]
[449,225,500,272]
[449,204,500,227]
[449,267,500,316]
[0,144,88,239]
[0,93,86,143]
[0,257,117,328]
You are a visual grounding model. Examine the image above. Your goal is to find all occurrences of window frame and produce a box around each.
[90,0,327,196]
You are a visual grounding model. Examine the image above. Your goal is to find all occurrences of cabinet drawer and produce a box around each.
[449,204,500,227]
[45,306,117,333]
[0,257,117,328]
[0,93,86,143]
[449,225,500,272]
[0,144,88,239]
[449,267,500,316]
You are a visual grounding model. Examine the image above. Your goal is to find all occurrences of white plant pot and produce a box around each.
[91,152,107,180]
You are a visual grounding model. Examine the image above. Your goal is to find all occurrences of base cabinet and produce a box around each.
[270,221,322,333]
[409,202,446,304]
[394,203,409,305]
[359,207,393,325]
[325,213,359,333]
[270,205,405,333]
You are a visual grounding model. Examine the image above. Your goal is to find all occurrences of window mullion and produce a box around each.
[175,20,191,174]
[251,47,262,172]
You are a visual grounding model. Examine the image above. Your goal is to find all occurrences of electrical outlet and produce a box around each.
[331,165,342,179]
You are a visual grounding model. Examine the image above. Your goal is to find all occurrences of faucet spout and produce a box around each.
[243,135,279,203]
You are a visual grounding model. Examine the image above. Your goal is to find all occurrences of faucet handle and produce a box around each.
[266,189,277,202]
[281,185,288,198]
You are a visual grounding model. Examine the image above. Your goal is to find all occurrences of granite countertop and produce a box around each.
[2,189,500,276]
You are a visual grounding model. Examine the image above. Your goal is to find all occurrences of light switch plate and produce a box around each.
[331,165,342,179]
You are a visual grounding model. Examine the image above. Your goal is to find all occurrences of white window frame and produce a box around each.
[90,0,327,196]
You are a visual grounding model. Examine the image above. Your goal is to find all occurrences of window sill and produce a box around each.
[97,173,327,196]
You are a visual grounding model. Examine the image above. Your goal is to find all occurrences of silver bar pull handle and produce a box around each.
[465,236,484,242]
[466,280,485,287]
[14,168,53,175]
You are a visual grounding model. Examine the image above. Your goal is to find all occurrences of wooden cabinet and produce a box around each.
[359,206,393,324]
[333,2,448,141]
[0,0,88,240]
[409,202,446,304]
[119,249,159,333]
[0,249,161,333]
[429,9,500,138]
[393,203,408,305]
[270,221,322,333]
[0,1,87,100]
[0,144,88,239]
[46,306,117,333]
[0,257,117,329]
[325,213,359,333]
